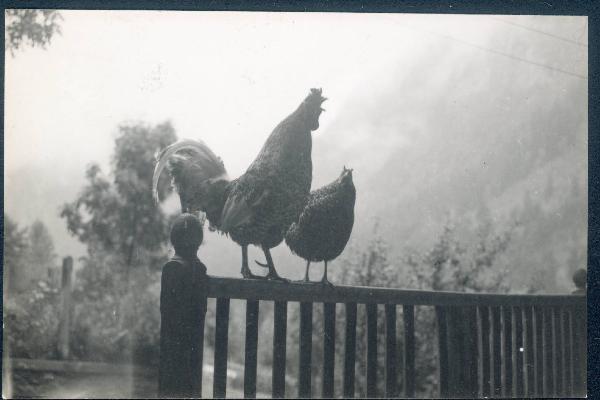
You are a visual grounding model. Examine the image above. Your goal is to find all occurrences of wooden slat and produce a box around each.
[298,302,313,398]
[560,307,569,397]
[446,307,462,396]
[436,306,449,398]
[213,298,230,399]
[500,306,507,397]
[566,307,574,397]
[366,303,378,398]
[272,301,287,399]
[572,304,587,397]
[553,307,562,397]
[244,300,259,398]
[532,306,543,397]
[512,306,523,398]
[542,307,552,397]
[581,304,588,395]
[343,303,357,398]
[463,307,479,398]
[322,302,336,398]
[403,305,416,398]
[205,277,586,307]
[477,306,491,398]
[490,307,502,397]
[522,306,532,397]
[384,304,397,398]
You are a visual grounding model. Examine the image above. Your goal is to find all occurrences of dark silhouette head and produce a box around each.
[299,88,327,131]
[170,213,204,259]
[572,268,586,291]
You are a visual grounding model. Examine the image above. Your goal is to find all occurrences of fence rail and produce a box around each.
[159,273,587,399]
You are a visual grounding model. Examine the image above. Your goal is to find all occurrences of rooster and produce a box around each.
[152,89,327,281]
[281,166,356,286]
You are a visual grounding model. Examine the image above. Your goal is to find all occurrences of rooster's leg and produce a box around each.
[262,246,289,283]
[320,261,334,287]
[241,245,261,279]
[304,261,311,282]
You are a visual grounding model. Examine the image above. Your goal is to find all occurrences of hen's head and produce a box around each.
[340,165,353,183]
[299,88,327,131]
[338,166,356,196]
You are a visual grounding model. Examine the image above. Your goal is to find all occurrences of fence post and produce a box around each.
[158,215,208,398]
[57,256,73,360]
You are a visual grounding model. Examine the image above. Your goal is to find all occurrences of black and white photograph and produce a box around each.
[3,8,589,399]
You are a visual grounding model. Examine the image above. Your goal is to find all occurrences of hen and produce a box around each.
[152,88,327,281]
[283,166,356,285]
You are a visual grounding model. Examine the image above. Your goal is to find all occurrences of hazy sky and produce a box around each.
[5,11,587,177]
[4,11,587,266]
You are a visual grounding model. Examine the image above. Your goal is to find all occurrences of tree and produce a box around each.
[26,220,58,281]
[4,216,61,360]
[5,9,62,55]
[61,121,176,275]
[3,214,29,292]
[60,121,177,363]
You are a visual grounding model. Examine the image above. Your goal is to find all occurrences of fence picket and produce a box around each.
[384,304,397,398]
[272,301,287,399]
[323,302,336,398]
[244,300,259,398]
[343,302,357,398]
[298,302,313,398]
[403,305,416,398]
[213,298,230,399]
[366,303,378,398]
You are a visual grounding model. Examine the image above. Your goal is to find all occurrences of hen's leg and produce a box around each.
[241,245,261,279]
[262,246,289,283]
[320,261,334,287]
[295,261,312,283]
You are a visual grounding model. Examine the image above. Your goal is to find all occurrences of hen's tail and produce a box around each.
[152,139,229,203]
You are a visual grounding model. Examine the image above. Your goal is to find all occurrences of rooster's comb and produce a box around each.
[307,88,327,105]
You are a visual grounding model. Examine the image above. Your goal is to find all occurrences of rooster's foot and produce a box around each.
[266,271,289,283]
[241,268,263,280]
[320,279,335,288]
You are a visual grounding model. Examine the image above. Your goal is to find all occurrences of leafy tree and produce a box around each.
[5,9,62,55]
[60,121,177,363]
[61,121,176,276]
[3,214,29,292]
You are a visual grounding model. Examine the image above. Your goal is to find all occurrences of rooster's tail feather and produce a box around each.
[152,139,229,203]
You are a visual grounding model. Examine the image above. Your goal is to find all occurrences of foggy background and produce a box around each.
[3,11,588,399]
[5,11,587,292]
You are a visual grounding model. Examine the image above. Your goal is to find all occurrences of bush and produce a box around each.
[70,255,162,365]
[4,280,61,359]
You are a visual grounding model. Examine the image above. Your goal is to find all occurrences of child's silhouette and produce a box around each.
[159,213,208,397]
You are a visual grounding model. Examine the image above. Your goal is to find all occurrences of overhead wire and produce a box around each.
[402,21,587,81]
[489,16,588,48]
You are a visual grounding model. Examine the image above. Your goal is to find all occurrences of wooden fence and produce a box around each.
[159,273,587,399]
